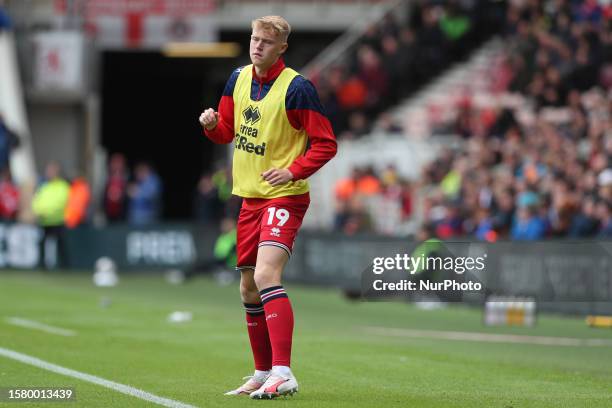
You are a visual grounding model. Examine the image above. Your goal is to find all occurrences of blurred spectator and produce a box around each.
[399,180,413,220]
[491,189,515,236]
[317,84,341,133]
[103,153,128,222]
[0,168,18,221]
[32,161,70,268]
[379,13,401,39]
[334,168,359,202]
[340,196,373,235]
[336,75,367,111]
[376,112,403,134]
[193,172,221,223]
[440,1,471,43]
[211,166,241,219]
[212,167,232,203]
[356,166,381,196]
[184,217,237,280]
[213,217,237,269]
[511,206,547,241]
[416,222,437,243]
[381,164,399,191]
[569,196,599,237]
[127,162,162,225]
[334,168,360,231]
[416,5,446,77]
[0,112,19,172]
[334,165,414,234]
[397,28,419,93]
[436,204,463,239]
[596,200,612,238]
[356,45,388,108]
[380,35,403,104]
[440,157,467,199]
[341,111,370,139]
[0,1,11,31]
[64,173,91,228]
[474,207,496,241]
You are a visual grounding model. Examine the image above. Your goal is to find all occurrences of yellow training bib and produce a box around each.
[231,65,309,198]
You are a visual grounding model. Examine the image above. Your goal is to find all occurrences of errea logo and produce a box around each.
[236,105,265,155]
[242,105,261,125]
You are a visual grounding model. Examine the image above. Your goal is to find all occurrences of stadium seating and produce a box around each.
[412,0,612,240]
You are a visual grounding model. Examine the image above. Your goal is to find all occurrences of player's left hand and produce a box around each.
[262,168,293,186]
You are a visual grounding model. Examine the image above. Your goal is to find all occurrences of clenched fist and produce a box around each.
[199,108,219,131]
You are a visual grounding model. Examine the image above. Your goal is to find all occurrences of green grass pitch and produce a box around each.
[0,271,611,407]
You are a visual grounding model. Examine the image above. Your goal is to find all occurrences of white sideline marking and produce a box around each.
[0,347,198,408]
[6,317,76,337]
[363,327,612,347]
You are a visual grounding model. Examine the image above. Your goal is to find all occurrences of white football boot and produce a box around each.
[249,368,298,399]
[224,373,269,396]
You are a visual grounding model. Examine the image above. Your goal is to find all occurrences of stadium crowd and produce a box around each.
[103,154,163,226]
[334,165,413,235]
[417,0,612,240]
[310,0,500,139]
[0,151,166,229]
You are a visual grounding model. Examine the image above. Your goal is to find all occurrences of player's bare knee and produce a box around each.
[253,261,281,290]
[239,271,259,303]
[239,282,260,303]
[253,274,271,291]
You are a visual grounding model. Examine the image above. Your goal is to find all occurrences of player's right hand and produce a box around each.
[199,108,219,131]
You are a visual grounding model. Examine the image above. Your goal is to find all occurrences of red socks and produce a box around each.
[244,303,272,371]
[260,286,294,367]
[245,286,294,370]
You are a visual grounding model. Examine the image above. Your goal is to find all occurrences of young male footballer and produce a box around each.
[199,15,337,399]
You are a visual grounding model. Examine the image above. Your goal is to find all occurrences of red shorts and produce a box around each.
[236,193,310,270]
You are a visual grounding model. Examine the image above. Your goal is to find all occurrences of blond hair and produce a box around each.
[251,16,291,42]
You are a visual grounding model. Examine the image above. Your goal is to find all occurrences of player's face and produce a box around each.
[250,27,287,71]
